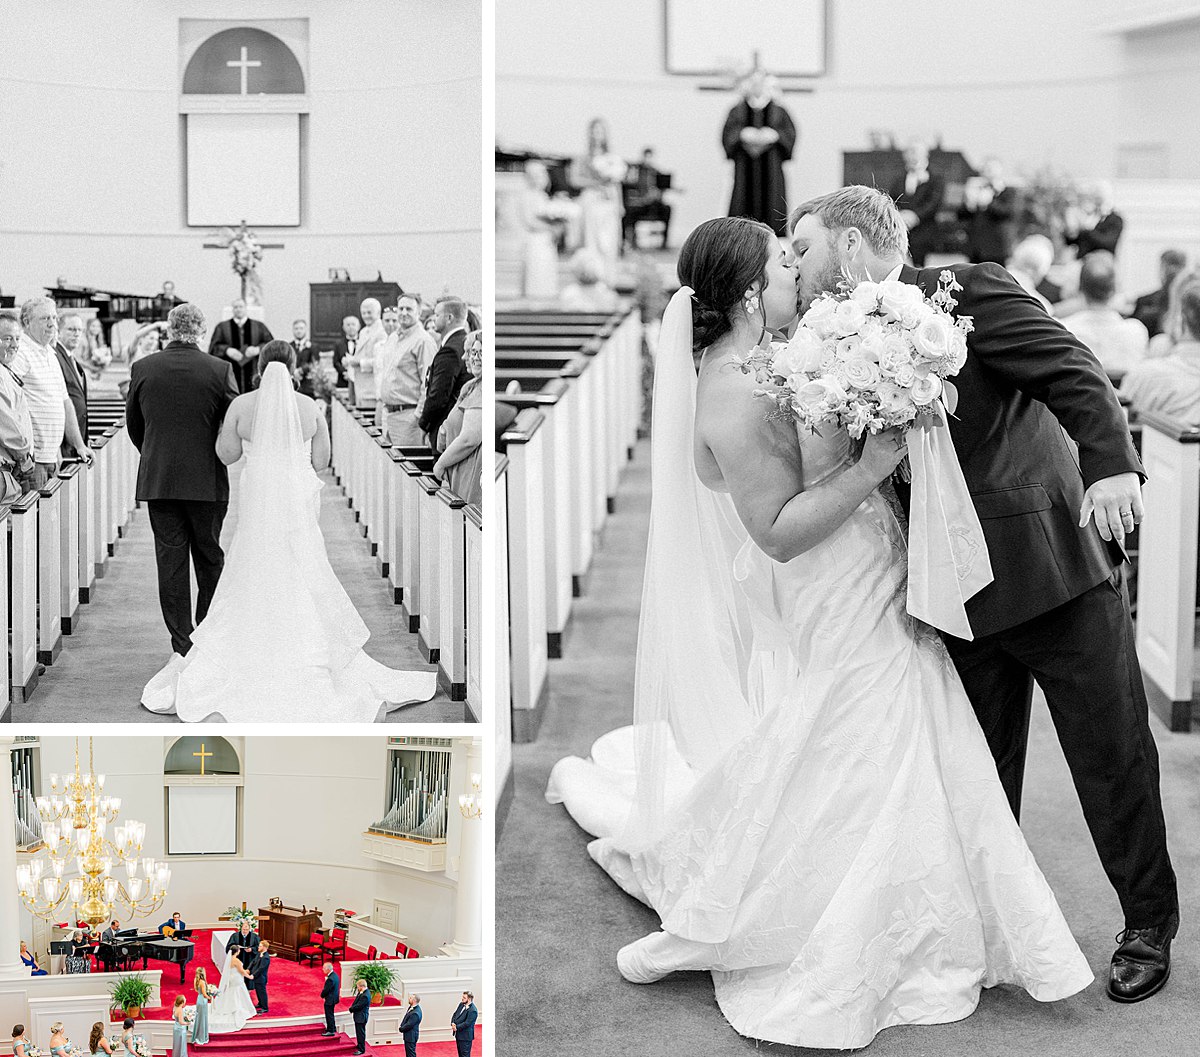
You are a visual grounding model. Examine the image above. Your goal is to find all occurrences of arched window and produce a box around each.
[182,28,306,95]
[164,736,241,776]
[164,737,244,856]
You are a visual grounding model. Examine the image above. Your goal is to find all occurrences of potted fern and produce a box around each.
[109,974,153,1019]
[353,962,398,1006]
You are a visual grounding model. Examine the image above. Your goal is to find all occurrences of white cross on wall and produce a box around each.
[226,46,262,95]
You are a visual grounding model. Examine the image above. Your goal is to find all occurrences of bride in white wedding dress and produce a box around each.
[547,217,1093,1049]
[208,951,256,1034]
[141,343,437,722]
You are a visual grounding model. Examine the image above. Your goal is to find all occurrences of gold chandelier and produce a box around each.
[15,738,171,927]
[458,772,483,820]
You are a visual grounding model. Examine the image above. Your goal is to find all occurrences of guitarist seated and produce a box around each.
[159,912,186,937]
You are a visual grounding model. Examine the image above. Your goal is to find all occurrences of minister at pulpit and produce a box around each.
[226,921,261,972]
[208,299,273,393]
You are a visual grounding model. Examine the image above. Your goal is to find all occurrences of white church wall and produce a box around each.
[498,0,1122,246]
[1,0,481,332]
[31,737,460,957]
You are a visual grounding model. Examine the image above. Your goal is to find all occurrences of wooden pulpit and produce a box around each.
[258,905,322,961]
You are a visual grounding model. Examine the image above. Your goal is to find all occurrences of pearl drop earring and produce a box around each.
[744,293,760,315]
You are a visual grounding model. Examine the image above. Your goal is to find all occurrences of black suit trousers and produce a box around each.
[324,1002,337,1033]
[945,571,1178,927]
[404,1036,416,1057]
[146,499,228,655]
[456,1036,472,1057]
[355,1020,367,1052]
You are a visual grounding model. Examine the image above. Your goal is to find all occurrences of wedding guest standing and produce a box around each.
[958,156,1017,265]
[171,995,188,1057]
[345,298,386,411]
[434,330,483,504]
[399,994,421,1057]
[569,118,626,279]
[208,298,273,393]
[16,297,91,488]
[722,68,796,236]
[332,315,360,389]
[55,313,89,453]
[1122,274,1200,425]
[320,961,340,1037]
[418,296,470,453]
[381,305,398,336]
[1131,249,1188,339]
[888,139,945,266]
[246,941,271,1013]
[192,967,213,1045]
[290,319,317,395]
[451,992,477,1057]
[126,303,239,658]
[375,294,436,446]
[349,979,371,1056]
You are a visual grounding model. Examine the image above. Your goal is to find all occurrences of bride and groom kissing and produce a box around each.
[548,185,1178,1049]
[125,302,436,723]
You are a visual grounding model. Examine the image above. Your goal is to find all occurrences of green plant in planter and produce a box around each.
[353,962,398,1005]
[109,974,154,1017]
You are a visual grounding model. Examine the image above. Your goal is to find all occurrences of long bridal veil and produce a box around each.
[141,361,437,722]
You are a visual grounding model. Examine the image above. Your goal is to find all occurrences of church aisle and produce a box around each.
[10,461,455,723]
[497,441,1200,1057]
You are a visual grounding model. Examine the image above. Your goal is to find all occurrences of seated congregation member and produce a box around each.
[1006,235,1055,312]
[418,296,470,454]
[16,297,92,488]
[375,294,437,446]
[160,911,186,935]
[55,312,89,455]
[0,312,36,497]
[1122,274,1200,426]
[1062,251,1148,376]
[958,156,1017,265]
[345,297,386,411]
[559,249,620,312]
[19,940,46,976]
[434,330,483,505]
[1148,267,1200,357]
[332,314,360,389]
[209,298,273,393]
[1133,249,1188,341]
[89,1020,115,1055]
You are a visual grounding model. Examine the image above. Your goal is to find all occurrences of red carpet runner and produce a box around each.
[182,1023,378,1055]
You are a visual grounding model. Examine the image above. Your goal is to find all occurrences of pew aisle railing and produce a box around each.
[495,455,514,827]
[500,409,549,742]
[465,502,483,723]
[1134,410,1200,732]
[328,393,477,715]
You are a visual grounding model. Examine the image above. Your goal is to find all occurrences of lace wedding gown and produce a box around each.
[208,953,256,1034]
[546,289,1093,1050]
[141,361,438,722]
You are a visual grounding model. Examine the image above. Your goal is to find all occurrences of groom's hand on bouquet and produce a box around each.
[1079,471,1143,543]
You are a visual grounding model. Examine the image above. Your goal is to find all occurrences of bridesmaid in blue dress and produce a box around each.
[89,1021,115,1055]
[191,967,213,1044]
[49,1021,72,1055]
[172,995,189,1057]
[12,1024,32,1057]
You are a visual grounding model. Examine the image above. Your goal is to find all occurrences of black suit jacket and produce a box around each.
[126,342,239,503]
[321,972,340,1004]
[897,262,1139,638]
[1067,211,1124,258]
[54,341,88,450]
[350,990,371,1025]
[331,337,357,387]
[419,329,469,439]
[889,172,945,227]
[1131,287,1169,339]
[957,185,1017,265]
[249,952,270,984]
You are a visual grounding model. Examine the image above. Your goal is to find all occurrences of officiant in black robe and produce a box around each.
[723,71,796,237]
[208,299,273,393]
[226,922,261,973]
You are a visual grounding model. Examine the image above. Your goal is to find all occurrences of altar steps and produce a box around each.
[193,1022,380,1055]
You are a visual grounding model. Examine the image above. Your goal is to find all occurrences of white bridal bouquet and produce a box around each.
[738,270,994,641]
[109,1034,149,1057]
[738,270,973,445]
[183,1006,196,1026]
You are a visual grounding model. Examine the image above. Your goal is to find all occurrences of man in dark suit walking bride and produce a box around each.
[788,185,1179,1005]
[125,303,239,657]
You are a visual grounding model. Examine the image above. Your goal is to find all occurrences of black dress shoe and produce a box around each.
[1108,912,1179,1002]
[321,1031,336,1036]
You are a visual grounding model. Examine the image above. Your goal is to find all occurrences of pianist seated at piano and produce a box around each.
[18,941,47,976]
[160,912,186,936]
[98,921,123,971]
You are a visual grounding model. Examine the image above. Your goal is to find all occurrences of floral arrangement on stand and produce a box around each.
[214,222,265,303]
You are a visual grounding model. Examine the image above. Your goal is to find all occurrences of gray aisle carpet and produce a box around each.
[10,461,457,723]
[497,441,1200,1057]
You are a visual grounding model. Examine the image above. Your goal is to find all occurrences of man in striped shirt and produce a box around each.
[17,297,92,488]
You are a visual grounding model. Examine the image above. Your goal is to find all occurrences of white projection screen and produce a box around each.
[168,786,239,855]
[664,0,826,77]
[186,113,300,226]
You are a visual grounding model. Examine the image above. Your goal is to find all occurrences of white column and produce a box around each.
[0,735,27,979]
[445,740,482,957]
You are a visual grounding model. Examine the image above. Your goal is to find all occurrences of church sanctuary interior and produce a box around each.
[3,734,484,1056]
[0,1,483,722]
[496,1,1200,1054]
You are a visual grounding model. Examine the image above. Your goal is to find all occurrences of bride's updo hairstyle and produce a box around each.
[257,339,296,374]
[677,216,775,353]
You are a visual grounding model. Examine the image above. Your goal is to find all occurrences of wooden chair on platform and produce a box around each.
[395,941,407,958]
[297,938,325,966]
[405,948,419,959]
[321,927,348,962]
[366,944,378,960]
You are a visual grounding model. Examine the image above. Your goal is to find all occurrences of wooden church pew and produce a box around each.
[56,463,81,634]
[495,454,514,822]
[465,502,483,723]
[36,475,63,665]
[9,491,39,703]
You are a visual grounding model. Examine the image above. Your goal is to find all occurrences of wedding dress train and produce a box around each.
[207,953,256,1034]
[141,361,437,722]
[546,289,1093,1050]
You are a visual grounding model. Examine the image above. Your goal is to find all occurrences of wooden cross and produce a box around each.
[227,46,262,96]
[202,220,285,301]
[192,743,213,775]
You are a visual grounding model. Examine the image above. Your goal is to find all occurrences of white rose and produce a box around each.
[775,327,825,375]
[910,374,943,405]
[877,280,921,321]
[876,381,911,414]
[841,356,882,391]
[911,314,954,363]
[858,332,887,364]
[794,377,848,413]
[947,328,969,372]
[850,281,882,313]
[801,297,840,339]
[890,360,918,388]
[833,299,868,337]
[819,338,840,371]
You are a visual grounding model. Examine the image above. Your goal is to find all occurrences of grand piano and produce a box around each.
[97,932,195,983]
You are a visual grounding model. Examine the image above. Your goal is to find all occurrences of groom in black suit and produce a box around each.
[126,304,239,657]
[790,186,1178,1004]
[246,940,271,1012]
